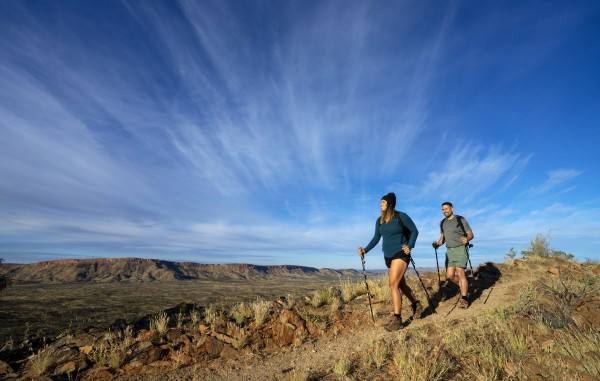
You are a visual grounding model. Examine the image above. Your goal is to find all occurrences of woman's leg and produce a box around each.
[399,276,417,304]
[388,258,409,315]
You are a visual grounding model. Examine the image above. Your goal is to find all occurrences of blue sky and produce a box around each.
[1,0,599,269]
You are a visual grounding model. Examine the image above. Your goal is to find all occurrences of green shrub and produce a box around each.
[505,247,517,262]
[521,233,575,259]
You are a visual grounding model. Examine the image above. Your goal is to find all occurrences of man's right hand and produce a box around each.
[358,247,366,256]
[432,241,439,249]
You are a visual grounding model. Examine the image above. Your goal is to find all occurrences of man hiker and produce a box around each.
[432,202,474,309]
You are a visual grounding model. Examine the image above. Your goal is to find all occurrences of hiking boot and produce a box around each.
[459,298,469,309]
[384,315,403,332]
[411,301,423,319]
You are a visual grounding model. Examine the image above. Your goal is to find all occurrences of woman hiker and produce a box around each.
[358,192,423,331]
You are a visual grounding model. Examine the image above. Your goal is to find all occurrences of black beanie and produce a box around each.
[381,192,396,209]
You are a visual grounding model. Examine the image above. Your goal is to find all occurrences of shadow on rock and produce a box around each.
[469,262,502,303]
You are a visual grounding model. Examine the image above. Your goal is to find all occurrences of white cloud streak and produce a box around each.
[523,169,583,197]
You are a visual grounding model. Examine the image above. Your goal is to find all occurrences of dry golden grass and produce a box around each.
[149,311,169,336]
[28,345,58,375]
[392,339,455,381]
[229,301,254,324]
[204,303,225,329]
[333,353,355,376]
[250,298,271,325]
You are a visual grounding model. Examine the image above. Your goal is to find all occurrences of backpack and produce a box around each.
[394,211,413,243]
[440,215,467,237]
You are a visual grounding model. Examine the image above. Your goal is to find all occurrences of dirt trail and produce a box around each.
[120,266,537,381]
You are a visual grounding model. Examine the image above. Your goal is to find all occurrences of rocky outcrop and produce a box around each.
[0,290,363,380]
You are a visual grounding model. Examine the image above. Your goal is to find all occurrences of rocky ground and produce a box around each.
[1,258,598,380]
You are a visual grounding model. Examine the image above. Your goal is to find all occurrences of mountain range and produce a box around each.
[3,257,361,283]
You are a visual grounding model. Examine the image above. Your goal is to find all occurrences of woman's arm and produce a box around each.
[363,218,382,253]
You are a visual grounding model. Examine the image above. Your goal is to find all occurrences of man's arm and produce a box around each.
[462,218,474,244]
[433,234,445,248]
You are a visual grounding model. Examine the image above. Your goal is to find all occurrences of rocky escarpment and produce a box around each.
[4,258,360,283]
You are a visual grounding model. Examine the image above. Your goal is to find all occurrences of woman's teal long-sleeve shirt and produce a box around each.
[363,211,419,258]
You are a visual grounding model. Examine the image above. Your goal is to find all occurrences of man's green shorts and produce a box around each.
[445,245,468,268]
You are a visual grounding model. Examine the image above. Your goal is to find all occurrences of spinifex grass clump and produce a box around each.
[368,274,391,302]
[229,301,254,325]
[149,311,169,336]
[392,336,455,381]
[333,353,355,376]
[28,345,58,376]
[367,337,392,369]
[338,277,362,302]
[250,298,271,325]
[310,286,341,308]
[204,303,225,329]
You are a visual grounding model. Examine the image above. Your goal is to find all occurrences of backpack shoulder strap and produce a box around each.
[395,211,403,226]
[455,215,466,235]
[440,216,466,235]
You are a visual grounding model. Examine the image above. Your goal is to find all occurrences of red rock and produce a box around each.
[220,345,238,359]
[204,336,224,359]
[79,345,93,355]
[53,361,77,375]
[79,366,113,381]
[171,351,193,365]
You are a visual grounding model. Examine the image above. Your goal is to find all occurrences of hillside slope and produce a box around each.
[1,258,598,380]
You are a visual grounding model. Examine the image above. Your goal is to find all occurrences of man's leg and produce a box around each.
[455,267,468,297]
[446,266,457,285]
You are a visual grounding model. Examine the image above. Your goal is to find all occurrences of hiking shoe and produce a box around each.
[412,301,423,319]
[384,315,403,332]
[459,298,469,309]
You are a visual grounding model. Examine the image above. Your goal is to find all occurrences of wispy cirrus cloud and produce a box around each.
[395,143,530,206]
[523,169,583,197]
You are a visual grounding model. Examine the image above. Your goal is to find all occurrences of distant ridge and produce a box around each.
[4,257,361,283]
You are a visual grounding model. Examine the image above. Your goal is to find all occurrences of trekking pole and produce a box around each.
[465,243,479,296]
[359,254,375,323]
[409,257,437,314]
[464,240,475,275]
[434,247,441,289]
